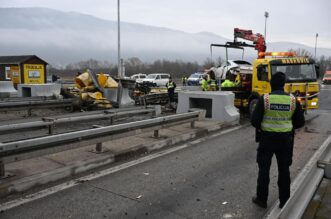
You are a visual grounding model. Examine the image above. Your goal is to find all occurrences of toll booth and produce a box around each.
[0,55,48,88]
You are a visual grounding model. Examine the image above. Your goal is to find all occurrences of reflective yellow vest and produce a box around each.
[201,79,208,91]
[221,79,235,87]
[167,82,175,89]
[261,94,296,132]
[209,79,217,91]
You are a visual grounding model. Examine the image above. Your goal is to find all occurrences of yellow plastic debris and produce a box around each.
[105,77,118,88]
[75,72,92,89]
[98,73,108,88]
[80,92,104,101]
[82,85,97,92]
[89,91,103,100]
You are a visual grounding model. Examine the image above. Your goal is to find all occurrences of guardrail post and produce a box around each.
[110,116,114,125]
[318,160,331,179]
[142,97,146,107]
[27,108,32,117]
[43,118,55,135]
[48,124,55,135]
[88,125,109,154]
[0,160,5,178]
[154,130,159,138]
[96,142,103,153]
[191,121,195,128]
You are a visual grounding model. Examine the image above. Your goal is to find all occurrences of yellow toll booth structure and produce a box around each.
[0,55,48,88]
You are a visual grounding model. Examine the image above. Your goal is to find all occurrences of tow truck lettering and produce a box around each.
[281,58,310,64]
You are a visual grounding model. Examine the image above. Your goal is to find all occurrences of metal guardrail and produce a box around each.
[0,96,55,102]
[0,98,75,116]
[0,98,74,108]
[0,111,202,177]
[0,107,157,135]
[265,134,331,219]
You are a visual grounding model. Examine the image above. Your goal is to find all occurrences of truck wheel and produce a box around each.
[249,98,258,116]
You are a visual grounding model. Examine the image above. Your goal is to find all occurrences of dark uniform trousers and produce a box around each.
[168,90,175,102]
[256,132,293,204]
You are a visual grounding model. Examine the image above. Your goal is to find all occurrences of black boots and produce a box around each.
[252,196,267,209]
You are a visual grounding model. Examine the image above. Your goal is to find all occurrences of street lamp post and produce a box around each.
[264,11,269,42]
[117,0,121,77]
[314,33,318,60]
[116,0,123,108]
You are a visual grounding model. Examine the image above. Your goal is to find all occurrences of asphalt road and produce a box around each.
[1,86,331,219]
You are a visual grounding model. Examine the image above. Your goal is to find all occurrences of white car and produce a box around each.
[215,60,253,80]
[142,73,170,87]
[130,73,147,83]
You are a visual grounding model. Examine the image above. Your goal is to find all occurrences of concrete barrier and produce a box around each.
[103,87,134,106]
[182,86,202,91]
[17,84,61,97]
[103,79,135,106]
[176,91,239,124]
[0,81,18,98]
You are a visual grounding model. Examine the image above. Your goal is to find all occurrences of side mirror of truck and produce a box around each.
[315,64,320,78]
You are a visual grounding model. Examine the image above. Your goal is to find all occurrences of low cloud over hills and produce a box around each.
[0,7,330,67]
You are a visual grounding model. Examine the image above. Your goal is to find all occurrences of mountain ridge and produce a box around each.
[0,7,330,67]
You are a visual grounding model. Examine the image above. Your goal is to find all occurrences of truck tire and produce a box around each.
[249,98,258,116]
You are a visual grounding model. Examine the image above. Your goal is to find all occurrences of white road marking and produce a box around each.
[0,125,244,212]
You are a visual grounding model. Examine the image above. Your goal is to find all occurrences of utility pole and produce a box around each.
[314,33,318,60]
[264,11,269,43]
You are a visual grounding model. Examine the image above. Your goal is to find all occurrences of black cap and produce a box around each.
[271,72,286,90]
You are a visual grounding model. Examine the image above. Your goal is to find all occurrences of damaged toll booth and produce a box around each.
[0,55,47,87]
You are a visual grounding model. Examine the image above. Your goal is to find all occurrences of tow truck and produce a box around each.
[211,28,319,113]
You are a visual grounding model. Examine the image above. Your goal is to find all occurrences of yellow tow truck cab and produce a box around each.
[233,52,319,112]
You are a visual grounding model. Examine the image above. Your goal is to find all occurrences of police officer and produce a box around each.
[166,77,176,104]
[251,72,305,209]
[209,78,217,91]
[208,70,217,91]
[201,74,208,91]
[182,76,187,86]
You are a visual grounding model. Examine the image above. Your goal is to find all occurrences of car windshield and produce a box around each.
[271,64,317,82]
[324,74,331,78]
[146,74,157,79]
[140,75,146,78]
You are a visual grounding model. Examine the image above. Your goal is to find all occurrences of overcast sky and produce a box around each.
[1,0,331,48]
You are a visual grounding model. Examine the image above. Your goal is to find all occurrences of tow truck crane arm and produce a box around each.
[228,28,266,58]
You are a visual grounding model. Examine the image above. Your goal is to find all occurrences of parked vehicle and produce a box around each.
[322,71,331,84]
[131,73,147,83]
[187,72,204,86]
[142,73,170,87]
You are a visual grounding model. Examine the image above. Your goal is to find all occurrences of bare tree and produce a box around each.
[288,48,313,59]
